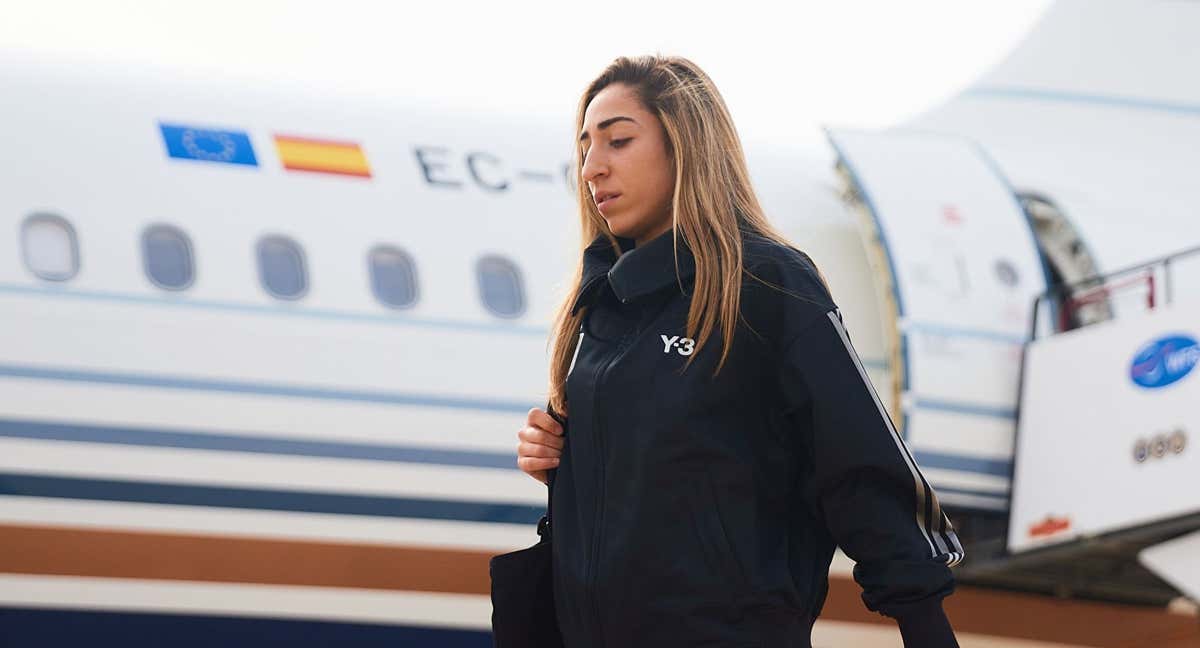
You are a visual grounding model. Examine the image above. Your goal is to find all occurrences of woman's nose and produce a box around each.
[581,150,607,183]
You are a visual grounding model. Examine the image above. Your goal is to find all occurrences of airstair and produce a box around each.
[994,244,1200,603]
[828,126,1200,606]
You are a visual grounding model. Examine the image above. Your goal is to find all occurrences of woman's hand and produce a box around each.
[517,407,564,485]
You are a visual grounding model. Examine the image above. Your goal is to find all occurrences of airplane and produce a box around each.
[1,0,1197,646]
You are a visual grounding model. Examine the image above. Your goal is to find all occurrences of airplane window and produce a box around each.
[256,235,308,300]
[477,254,526,318]
[142,224,195,290]
[368,245,418,308]
[21,213,80,281]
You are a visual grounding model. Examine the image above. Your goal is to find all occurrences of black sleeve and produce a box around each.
[776,307,965,647]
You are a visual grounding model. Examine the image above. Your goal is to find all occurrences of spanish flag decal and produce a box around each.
[274,134,372,178]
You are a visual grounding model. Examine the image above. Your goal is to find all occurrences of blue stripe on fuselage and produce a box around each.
[0,608,493,648]
[0,473,543,524]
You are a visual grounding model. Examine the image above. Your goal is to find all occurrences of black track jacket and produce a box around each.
[550,226,965,648]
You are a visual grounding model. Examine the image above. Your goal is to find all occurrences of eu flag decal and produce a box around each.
[159,123,259,167]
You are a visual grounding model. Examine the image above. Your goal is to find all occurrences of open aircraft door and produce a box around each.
[825,129,1052,512]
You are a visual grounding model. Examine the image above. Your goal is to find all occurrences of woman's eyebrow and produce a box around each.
[579,115,638,142]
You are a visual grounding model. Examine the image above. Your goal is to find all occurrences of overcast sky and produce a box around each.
[1,0,1050,145]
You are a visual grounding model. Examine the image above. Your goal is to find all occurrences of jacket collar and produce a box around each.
[570,227,697,315]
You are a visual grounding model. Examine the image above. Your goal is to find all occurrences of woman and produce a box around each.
[516,55,965,648]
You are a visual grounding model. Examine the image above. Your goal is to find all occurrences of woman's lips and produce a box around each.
[596,193,621,212]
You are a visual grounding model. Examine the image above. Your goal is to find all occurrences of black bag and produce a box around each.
[489,404,566,648]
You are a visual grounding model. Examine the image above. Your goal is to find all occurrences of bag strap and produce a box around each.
[538,321,583,541]
[538,402,564,540]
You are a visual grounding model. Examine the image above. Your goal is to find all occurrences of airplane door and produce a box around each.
[825,129,1052,511]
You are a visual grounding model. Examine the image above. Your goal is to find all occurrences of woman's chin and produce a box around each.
[603,215,638,239]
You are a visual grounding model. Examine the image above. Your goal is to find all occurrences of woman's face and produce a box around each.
[580,83,675,246]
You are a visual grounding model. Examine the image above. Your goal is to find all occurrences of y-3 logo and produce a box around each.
[660,334,695,356]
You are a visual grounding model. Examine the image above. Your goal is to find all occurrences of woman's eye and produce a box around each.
[611,138,631,148]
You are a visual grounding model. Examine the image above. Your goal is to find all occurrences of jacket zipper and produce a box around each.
[584,294,673,646]
[585,327,637,648]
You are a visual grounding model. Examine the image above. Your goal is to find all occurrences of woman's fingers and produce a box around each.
[527,407,564,437]
[518,440,562,458]
[518,455,560,474]
[517,408,566,483]
[518,424,564,450]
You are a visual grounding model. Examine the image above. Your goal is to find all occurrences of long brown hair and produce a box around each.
[547,54,831,416]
